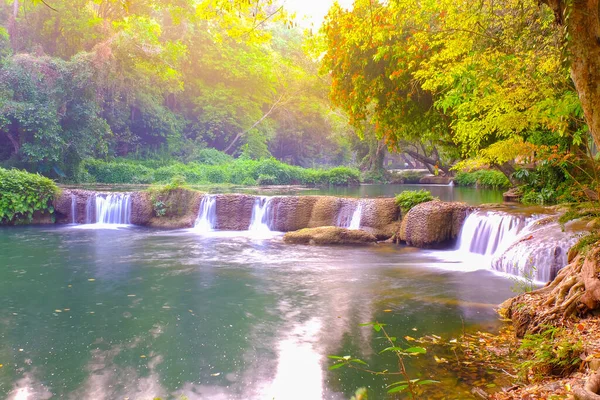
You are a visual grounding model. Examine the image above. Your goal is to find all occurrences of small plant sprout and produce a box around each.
[328,322,439,398]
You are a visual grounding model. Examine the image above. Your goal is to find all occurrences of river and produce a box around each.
[0,225,514,399]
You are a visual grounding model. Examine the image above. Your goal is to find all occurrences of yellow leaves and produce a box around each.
[434,355,448,363]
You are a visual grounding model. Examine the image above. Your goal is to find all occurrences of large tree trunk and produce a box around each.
[543,0,600,149]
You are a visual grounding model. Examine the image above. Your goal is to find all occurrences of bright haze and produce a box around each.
[283,0,354,28]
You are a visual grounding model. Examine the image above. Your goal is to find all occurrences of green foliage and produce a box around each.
[570,232,600,257]
[328,322,437,397]
[153,200,167,217]
[0,168,59,224]
[81,158,362,187]
[518,326,583,382]
[193,149,233,165]
[0,0,353,180]
[509,266,538,294]
[395,190,436,214]
[454,170,511,189]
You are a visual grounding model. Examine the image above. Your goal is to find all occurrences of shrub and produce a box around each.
[81,157,362,186]
[454,170,510,189]
[325,166,360,186]
[257,174,277,185]
[193,148,233,165]
[82,159,154,183]
[0,168,59,224]
[518,326,583,382]
[394,189,436,214]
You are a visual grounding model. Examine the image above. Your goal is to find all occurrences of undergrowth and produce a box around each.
[0,168,59,224]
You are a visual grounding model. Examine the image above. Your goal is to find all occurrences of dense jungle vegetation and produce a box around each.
[0,0,599,203]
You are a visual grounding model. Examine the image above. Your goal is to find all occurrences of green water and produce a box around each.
[0,226,513,399]
[63,183,504,205]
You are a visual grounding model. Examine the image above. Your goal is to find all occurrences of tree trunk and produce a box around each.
[5,131,20,155]
[542,0,600,149]
[495,162,518,186]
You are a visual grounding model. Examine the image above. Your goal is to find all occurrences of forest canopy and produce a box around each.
[0,0,598,203]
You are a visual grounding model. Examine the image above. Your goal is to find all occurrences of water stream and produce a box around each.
[94,193,132,225]
[70,195,76,224]
[248,197,274,232]
[194,195,217,232]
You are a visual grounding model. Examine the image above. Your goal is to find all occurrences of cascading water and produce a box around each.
[71,195,77,224]
[455,211,576,282]
[456,211,534,256]
[194,195,217,232]
[336,200,363,230]
[94,194,132,225]
[348,202,363,230]
[85,196,94,224]
[248,197,273,232]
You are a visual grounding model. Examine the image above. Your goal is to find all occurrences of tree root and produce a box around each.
[499,250,597,338]
[574,370,600,400]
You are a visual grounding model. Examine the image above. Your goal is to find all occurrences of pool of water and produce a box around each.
[63,183,504,205]
[0,226,514,399]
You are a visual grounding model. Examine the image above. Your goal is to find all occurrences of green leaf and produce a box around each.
[328,363,346,370]
[387,385,408,394]
[404,347,427,355]
[416,380,439,385]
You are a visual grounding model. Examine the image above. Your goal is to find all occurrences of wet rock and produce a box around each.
[399,200,470,248]
[283,226,377,245]
[214,194,256,230]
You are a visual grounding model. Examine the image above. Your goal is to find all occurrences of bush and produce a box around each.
[82,159,154,183]
[257,174,277,185]
[518,326,583,381]
[0,168,59,224]
[394,189,436,214]
[325,167,360,186]
[194,148,233,165]
[454,170,510,189]
[81,157,362,187]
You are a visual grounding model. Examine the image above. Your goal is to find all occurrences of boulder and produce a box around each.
[283,226,377,245]
[307,196,343,228]
[214,194,256,230]
[399,200,470,248]
[135,188,202,229]
[131,191,154,226]
[53,189,97,224]
[503,187,522,203]
[269,196,318,231]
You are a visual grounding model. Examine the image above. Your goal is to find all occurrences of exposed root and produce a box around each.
[500,249,598,338]
[574,370,600,400]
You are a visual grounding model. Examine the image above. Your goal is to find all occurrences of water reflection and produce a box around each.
[0,227,514,399]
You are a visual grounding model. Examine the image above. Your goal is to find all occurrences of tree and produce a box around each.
[539,1,600,150]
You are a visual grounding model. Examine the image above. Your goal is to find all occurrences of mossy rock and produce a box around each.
[399,200,471,248]
[283,226,377,245]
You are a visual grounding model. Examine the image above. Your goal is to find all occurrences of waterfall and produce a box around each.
[454,211,576,282]
[249,197,273,232]
[85,195,94,224]
[70,195,77,224]
[456,211,534,256]
[336,200,362,229]
[348,202,363,230]
[194,195,217,232]
[94,193,132,225]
